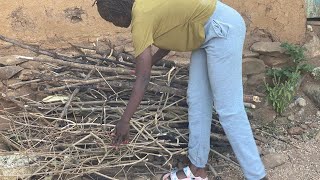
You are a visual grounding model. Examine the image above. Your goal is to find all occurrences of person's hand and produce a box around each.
[112,120,130,146]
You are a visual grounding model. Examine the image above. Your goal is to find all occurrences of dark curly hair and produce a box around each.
[95,0,134,24]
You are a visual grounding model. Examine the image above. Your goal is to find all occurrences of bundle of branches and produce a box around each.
[0,35,238,179]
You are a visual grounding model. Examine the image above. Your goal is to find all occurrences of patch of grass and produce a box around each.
[265,43,313,114]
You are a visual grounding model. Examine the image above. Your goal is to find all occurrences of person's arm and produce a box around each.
[113,46,153,145]
[152,48,170,65]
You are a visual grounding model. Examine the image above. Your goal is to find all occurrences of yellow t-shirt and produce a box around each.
[131,0,217,57]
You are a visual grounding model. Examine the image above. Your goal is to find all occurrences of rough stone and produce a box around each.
[276,117,290,125]
[297,108,305,116]
[242,76,248,85]
[259,55,290,67]
[124,45,134,54]
[6,79,22,88]
[317,111,320,117]
[242,58,266,75]
[295,97,307,107]
[307,25,313,32]
[303,83,320,108]
[300,124,309,130]
[19,61,45,70]
[114,46,125,53]
[250,42,285,57]
[0,66,24,80]
[18,69,39,81]
[262,153,289,169]
[253,107,277,125]
[243,50,259,58]
[288,114,295,121]
[308,122,319,129]
[303,32,320,59]
[288,103,296,109]
[244,31,272,49]
[247,73,265,86]
[0,55,27,66]
[315,132,320,141]
[288,127,304,135]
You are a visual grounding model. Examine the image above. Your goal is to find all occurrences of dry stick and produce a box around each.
[9,71,71,88]
[0,95,52,126]
[244,102,256,109]
[70,43,134,63]
[59,88,80,119]
[208,164,222,180]
[80,54,135,68]
[9,79,41,88]
[35,106,187,114]
[46,78,112,92]
[71,43,178,68]
[93,172,118,180]
[133,121,174,166]
[0,34,76,62]
[59,67,96,119]
[210,149,240,168]
[254,129,301,149]
[70,42,135,68]
[98,81,186,96]
[24,134,92,180]
[0,133,21,151]
[18,56,164,75]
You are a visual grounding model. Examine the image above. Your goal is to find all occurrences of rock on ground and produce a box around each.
[0,55,27,66]
[0,66,23,80]
[252,107,277,125]
[243,50,259,58]
[295,97,307,107]
[262,153,289,169]
[242,58,266,75]
[259,55,290,67]
[247,73,265,86]
[303,83,320,108]
[250,42,285,57]
[288,127,304,135]
[303,32,320,59]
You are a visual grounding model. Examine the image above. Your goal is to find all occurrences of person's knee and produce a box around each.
[215,105,246,121]
[187,89,212,108]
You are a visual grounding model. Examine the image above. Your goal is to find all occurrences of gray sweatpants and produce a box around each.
[187,1,266,179]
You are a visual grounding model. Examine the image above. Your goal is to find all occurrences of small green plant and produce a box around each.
[280,42,306,64]
[265,42,312,114]
[265,72,300,114]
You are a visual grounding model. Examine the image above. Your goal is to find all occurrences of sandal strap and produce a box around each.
[170,171,180,180]
[183,166,208,180]
[165,166,208,180]
[183,166,196,178]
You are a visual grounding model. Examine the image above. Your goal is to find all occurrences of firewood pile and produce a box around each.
[0,35,261,179]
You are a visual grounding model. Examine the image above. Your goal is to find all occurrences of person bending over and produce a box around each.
[96,0,267,179]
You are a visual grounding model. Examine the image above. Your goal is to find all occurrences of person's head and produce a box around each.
[95,0,134,28]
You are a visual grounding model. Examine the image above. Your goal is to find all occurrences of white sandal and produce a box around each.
[162,166,208,180]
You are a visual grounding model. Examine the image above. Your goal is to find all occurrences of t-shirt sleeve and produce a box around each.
[131,21,154,58]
